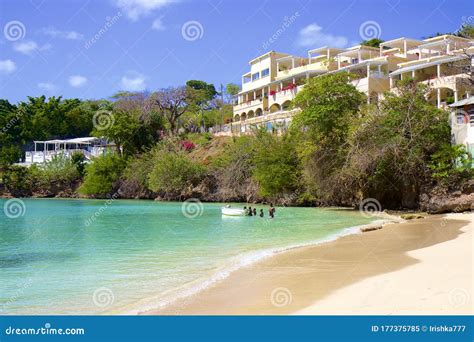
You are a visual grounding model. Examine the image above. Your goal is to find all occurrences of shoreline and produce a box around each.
[118,216,397,315]
[141,213,473,315]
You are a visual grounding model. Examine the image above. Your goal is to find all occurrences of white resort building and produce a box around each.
[19,137,111,166]
[227,34,473,154]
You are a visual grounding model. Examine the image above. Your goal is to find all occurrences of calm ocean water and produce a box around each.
[0,199,380,314]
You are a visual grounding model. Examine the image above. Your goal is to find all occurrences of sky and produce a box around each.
[0,0,472,103]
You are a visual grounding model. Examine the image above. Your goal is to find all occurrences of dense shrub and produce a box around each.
[79,154,126,197]
[148,147,205,199]
[252,132,300,199]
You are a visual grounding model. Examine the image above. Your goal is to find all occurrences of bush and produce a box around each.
[3,165,32,197]
[428,144,472,182]
[120,151,156,198]
[212,135,259,201]
[252,132,300,198]
[148,148,205,198]
[79,154,126,197]
[35,154,81,188]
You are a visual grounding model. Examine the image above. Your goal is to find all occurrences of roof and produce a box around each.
[328,58,388,74]
[423,34,471,43]
[276,55,305,63]
[34,137,100,144]
[449,96,474,107]
[379,37,423,49]
[307,46,345,55]
[249,51,289,64]
[389,55,465,76]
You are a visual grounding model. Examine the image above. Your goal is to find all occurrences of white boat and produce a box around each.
[221,207,246,216]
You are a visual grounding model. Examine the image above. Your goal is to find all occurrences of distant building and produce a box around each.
[19,137,113,166]
[450,96,474,164]
[229,34,473,136]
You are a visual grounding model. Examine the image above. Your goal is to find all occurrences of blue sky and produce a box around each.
[0,0,471,103]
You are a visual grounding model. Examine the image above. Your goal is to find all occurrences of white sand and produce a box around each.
[296,213,473,315]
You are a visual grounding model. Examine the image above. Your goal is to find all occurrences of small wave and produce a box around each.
[121,217,397,314]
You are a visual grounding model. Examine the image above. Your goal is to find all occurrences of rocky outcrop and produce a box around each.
[420,180,474,214]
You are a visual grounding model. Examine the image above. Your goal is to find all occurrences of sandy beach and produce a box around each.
[143,213,473,315]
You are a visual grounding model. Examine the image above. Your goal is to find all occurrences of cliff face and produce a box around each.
[420,180,474,214]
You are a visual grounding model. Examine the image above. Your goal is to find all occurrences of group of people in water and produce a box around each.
[243,204,276,218]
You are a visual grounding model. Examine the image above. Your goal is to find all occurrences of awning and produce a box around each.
[449,96,474,107]
[389,55,465,76]
[34,137,100,144]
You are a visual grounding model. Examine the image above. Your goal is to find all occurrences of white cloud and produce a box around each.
[69,75,88,87]
[151,17,165,31]
[114,0,176,21]
[296,23,349,48]
[13,41,38,55]
[38,82,57,92]
[120,73,146,91]
[0,59,16,74]
[13,41,51,55]
[41,27,84,40]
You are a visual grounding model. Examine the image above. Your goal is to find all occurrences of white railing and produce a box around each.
[23,147,107,164]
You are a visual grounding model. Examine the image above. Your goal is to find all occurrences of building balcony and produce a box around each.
[420,74,469,91]
[233,98,267,115]
[276,61,336,81]
[268,85,304,109]
[230,108,301,135]
[351,74,389,94]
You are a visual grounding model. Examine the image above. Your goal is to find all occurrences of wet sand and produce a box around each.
[142,213,473,315]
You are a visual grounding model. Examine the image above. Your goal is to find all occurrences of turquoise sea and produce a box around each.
[0,199,381,314]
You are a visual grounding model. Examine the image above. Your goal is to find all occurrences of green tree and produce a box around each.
[360,38,384,47]
[148,144,205,198]
[79,154,126,197]
[293,73,365,148]
[335,80,455,207]
[225,83,240,99]
[252,132,300,198]
[457,23,474,38]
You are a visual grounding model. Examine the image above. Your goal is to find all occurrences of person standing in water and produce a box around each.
[253,208,257,216]
[269,204,275,218]
[259,209,264,217]
[248,206,253,216]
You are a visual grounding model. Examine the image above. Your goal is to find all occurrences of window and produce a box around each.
[469,108,474,126]
[456,112,466,125]
[243,75,251,84]
[252,72,260,81]
[261,68,270,78]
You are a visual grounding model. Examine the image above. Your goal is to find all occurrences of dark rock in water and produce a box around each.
[420,180,474,214]
[400,213,425,220]
[361,225,383,232]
